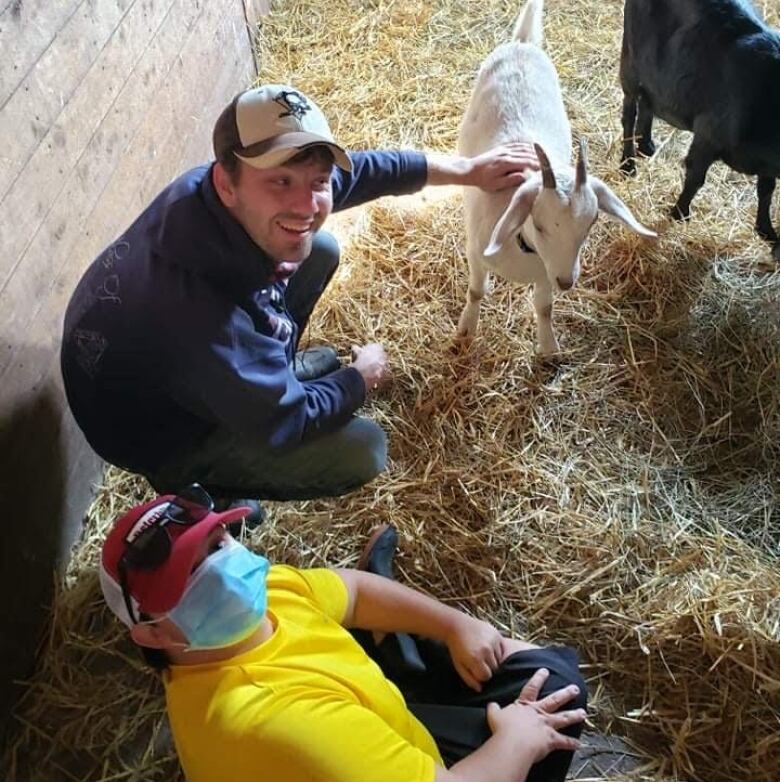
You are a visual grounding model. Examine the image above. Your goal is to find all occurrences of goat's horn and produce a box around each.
[534,143,556,189]
[575,137,588,190]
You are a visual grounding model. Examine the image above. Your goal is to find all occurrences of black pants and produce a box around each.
[354,631,587,780]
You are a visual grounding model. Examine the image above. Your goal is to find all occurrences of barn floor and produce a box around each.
[4,0,780,780]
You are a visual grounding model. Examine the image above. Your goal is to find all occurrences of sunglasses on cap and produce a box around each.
[118,483,214,624]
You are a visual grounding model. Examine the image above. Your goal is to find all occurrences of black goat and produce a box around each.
[620,0,780,260]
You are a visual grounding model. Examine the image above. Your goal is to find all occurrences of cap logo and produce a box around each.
[124,504,167,545]
[274,90,311,119]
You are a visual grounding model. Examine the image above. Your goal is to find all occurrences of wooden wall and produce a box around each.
[0,0,267,736]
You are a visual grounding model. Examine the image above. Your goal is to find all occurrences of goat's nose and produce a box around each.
[556,276,573,291]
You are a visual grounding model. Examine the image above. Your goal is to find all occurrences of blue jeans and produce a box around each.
[147,231,387,500]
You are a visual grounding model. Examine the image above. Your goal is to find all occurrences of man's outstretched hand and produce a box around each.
[487,668,585,762]
[351,343,390,393]
[465,143,540,191]
[426,144,539,191]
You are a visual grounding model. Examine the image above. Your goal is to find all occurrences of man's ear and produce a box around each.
[212,161,239,208]
[130,620,180,650]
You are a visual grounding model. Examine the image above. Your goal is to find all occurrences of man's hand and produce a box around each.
[445,614,505,691]
[426,144,539,192]
[350,343,390,393]
[465,143,540,191]
[486,669,585,763]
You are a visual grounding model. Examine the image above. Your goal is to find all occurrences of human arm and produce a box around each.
[435,669,585,782]
[330,146,539,212]
[337,568,512,691]
[167,280,366,448]
[332,150,429,211]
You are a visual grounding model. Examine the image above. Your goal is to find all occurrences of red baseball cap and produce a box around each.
[99,493,251,625]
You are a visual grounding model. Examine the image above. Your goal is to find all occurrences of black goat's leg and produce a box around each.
[636,92,656,157]
[620,93,638,176]
[671,136,717,221]
[755,176,778,242]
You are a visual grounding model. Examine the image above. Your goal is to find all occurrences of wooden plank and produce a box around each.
[179,10,256,169]
[0,0,258,734]
[84,0,236,242]
[82,0,252,260]
[0,0,135,200]
[0,0,82,106]
[156,8,256,197]
[0,0,175,293]
[130,0,238,209]
[243,0,270,30]
[0,0,249,393]
[0,0,199,387]
[243,0,270,70]
[0,372,101,733]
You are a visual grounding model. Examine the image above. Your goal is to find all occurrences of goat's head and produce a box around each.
[484,139,656,291]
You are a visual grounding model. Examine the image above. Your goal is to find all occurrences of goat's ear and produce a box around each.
[484,182,540,257]
[590,177,657,238]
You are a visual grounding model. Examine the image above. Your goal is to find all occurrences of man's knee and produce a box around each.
[340,418,387,485]
[309,230,340,278]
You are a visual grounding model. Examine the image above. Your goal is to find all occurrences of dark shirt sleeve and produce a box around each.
[331,150,428,212]
[165,280,366,449]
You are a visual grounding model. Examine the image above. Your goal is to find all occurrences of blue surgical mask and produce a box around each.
[167,538,270,651]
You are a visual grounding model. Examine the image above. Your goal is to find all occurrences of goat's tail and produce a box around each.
[512,0,544,46]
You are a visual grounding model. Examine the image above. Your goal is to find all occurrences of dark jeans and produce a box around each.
[146,231,387,500]
[355,631,587,780]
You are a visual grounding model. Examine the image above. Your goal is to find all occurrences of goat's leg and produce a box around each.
[532,281,558,356]
[457,256,489,338]
[755,177,780,260]
[636,92,656,157]
[620,93,639,176]
[756,176,778,243]
[671,136,717,221]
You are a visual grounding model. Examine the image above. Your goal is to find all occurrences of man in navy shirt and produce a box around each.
[61,84,537,509]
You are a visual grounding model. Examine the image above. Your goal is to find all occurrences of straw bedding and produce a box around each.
[4,0,779,780]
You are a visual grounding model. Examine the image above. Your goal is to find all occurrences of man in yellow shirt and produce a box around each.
[99,485,587,782]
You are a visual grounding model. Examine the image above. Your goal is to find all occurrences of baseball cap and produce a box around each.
[212,84,352,172]
[99,491,251,627]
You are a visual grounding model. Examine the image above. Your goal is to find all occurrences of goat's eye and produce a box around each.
[534,223,545,234]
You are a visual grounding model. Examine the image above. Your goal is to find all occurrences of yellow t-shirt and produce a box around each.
[164,565,442,781]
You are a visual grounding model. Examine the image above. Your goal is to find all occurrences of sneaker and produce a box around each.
[294,346,341,381]
[358,525,427,674]
[357,524,398,579]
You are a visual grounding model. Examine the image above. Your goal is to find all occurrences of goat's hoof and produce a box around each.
[619,158,637,177]
[536,342,560,358]
[452,329,475,352]
[772,241,780,263]
[670,204,690,222]
[756,224,778,243]
[637,139,656,157]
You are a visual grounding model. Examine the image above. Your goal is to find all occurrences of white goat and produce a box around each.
[457,0,656,355]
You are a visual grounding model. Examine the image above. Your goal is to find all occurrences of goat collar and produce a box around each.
[517,231,536,254]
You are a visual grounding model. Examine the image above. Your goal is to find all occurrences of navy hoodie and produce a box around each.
[61,151,427,474]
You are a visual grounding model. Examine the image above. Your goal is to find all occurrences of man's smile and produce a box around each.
[277,219,314,236]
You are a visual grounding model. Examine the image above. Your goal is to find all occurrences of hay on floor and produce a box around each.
[4,1,779,780]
